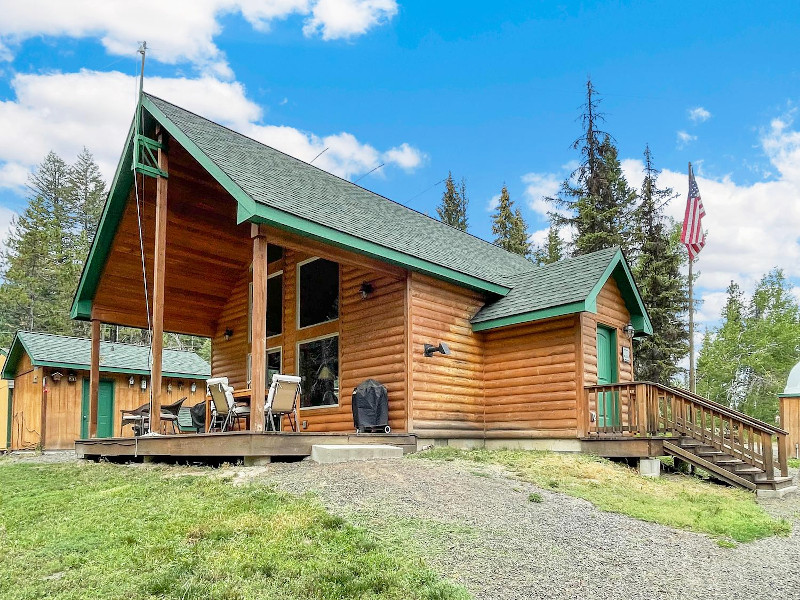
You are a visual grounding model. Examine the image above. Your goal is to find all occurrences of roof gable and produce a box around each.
[2,331,210,380]
[471,247,652,334]
[72,93,545,319]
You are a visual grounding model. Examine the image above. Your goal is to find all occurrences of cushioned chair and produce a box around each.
[206,377,249,432]
[265,374,301,432]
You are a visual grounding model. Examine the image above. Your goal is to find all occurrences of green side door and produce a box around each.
[596,326,618,428]
[81,379,115,439]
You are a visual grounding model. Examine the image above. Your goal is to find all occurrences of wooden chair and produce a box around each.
[206,377,249,432]
[265,375,301,432]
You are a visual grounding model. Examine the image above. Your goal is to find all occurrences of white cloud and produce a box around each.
[676,130,697,149]
[487,193,500,212]
[0,0,398,75]
[688,107,712,123]
[0,69,423,191]
[521,171,561,215]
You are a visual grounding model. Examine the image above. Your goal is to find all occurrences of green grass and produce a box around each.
[0,461,468,600]
[527,492,544,503]
[788,458,800,469]
[412,448,791,543]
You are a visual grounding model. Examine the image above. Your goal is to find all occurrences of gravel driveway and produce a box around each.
[240,457,800,600]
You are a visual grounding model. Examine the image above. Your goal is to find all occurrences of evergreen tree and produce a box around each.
[632,146,689,383]
[491,185,532,257]
[533,223,564,265]
[436,171,469,231]
[65,147,106,241]
[547,79,638,255]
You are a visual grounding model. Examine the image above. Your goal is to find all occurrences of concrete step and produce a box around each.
[310,444,403,464]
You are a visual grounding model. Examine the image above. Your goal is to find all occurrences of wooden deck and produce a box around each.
[75,431,418,462]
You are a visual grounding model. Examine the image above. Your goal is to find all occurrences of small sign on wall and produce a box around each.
[621,346,631,364]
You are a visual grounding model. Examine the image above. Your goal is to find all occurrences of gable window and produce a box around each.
[298,258,339,329]
[248,271,283,343]
[298,335,339,408]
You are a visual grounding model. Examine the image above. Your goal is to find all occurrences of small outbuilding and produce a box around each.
[2,331,210,450]
[779,361,800,459]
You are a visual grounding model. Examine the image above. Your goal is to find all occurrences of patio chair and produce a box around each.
[121,402,149,436]
[158,397,186,434]
[207,377,250,432]
[265,374,301,432]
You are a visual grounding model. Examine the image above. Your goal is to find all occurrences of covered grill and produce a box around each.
[352,379,390,433]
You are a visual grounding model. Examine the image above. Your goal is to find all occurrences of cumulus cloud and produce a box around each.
[0,0,398,75]
[676,130,697,149]
[521,171,561,215]
[0,69,424,190]
[688,107,712,123]
[486,193,500,212]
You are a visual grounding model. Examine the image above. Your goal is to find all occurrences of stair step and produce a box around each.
[696,450,725,457]
[756,477,796,492]
[734,466,763,474]
[714,458,744,466]
[678,438,702,447]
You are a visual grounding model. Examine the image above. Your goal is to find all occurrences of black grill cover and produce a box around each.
[352,379,389,431]
[190,401,207,430]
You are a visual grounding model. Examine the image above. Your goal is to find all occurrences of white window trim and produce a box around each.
[247,346,283,389]
[296,332,340,410]
[296,256,340,331]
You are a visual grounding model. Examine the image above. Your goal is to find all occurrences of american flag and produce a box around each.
[681,163,706,261]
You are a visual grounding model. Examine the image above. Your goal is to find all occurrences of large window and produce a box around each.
[298,335,339,408]
[298,258,339,329]
[249,272,283,342]
[247,347,282,389]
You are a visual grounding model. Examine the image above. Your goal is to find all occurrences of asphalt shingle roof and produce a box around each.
[4,331,210,379]
[146,94,534,288]
[472,247,621,324]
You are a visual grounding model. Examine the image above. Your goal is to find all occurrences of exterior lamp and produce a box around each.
[424,342,451,357]
[224,328,234,341]
[359,282,374,299]
[190,382,197,393]
[167,382,172,393]
[623,323,635,340]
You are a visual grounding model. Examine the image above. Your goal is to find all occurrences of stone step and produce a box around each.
[310,444,403,464]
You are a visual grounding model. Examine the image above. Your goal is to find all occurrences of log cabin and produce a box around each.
[68,93,793,492]
[2,331,209,450]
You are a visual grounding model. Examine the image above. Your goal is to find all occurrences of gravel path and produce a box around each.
[236,457,800,600]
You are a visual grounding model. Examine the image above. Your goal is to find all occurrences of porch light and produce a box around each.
[129,375,135,386]
[224,328,234,341]
[359,282,374,299]
[423,342,451,357]
[51,371,63,383]
[623,323,635,340]
[141,377,148,391]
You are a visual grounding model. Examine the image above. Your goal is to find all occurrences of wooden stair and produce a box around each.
[586,381,795,494]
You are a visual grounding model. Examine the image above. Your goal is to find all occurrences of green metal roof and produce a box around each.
[471,247,652,334]
[2,331,210,380]
[71,93,542,319]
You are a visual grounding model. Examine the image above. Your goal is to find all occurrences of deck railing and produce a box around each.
[585,381,789,478]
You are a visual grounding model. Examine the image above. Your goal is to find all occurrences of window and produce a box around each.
[247,347,283,389]
[298,258,339,329]
[298,335,339,408]
[248,272,283,342]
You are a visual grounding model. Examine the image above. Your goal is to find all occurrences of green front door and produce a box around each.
[81,379,115,438]
[596,326,618,428]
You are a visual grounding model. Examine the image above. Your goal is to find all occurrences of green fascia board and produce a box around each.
[471,300,587,332]
[70,119,136,320]
[2,333,26,380]
[778,393,800,398]
[142,96,510,297]
[585,249,653,335]
[29,360,207,380]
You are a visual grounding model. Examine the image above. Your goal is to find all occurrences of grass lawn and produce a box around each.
[0,461,467,600]
[789,458,800,469]
[413,448,791,543]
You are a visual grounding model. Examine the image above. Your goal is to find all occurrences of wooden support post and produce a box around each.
[635,383,648,436]
[574,315,588,437]
[40,375,48,448]
[150,128,168,435]
[89,319,100,438]
[250,223,268,432]
[762,431,775,478]
[777,432,789,477]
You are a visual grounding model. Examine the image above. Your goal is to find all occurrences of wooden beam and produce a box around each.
[89,319,100,438]
[150,129,168,435]
[250,223,268,431]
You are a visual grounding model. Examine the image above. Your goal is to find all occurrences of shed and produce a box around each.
[2,331,210,450]
[779,360,800,459]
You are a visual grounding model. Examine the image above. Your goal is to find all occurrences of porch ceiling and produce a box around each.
[90,141,253,337]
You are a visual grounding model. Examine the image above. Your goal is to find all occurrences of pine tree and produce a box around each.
[632,146,689,383]
[548,79,638,255]
[491,185,532,257]
[436,171,469,231]
[65,147,106,241]
[533,223,564,265]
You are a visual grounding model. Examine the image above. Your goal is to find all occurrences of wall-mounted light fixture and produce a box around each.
[623,323,635,340]
[129,375,135,387]
[224,328,234,341]
[141,377,148,391]
[423,342,451,357]
[51,371,63,383]
[190,382,197,393]
[359,281,374,299]
[67,371,77,383]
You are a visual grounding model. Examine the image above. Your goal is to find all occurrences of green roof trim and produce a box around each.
[471,247,652,335]
[2,331,210,381]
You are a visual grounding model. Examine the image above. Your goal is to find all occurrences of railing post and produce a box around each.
[761,431,774,478]
[635,383,647,436]
[777,432,789,477]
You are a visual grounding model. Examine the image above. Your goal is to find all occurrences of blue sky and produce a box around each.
[1,0,800,332]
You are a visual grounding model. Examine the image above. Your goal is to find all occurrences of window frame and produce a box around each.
[247,346,283,390]
[296,332,340,410]
[296,257,340,331]
[248,269,284,344]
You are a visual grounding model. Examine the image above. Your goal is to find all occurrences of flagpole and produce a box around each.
[688,252,695,393]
